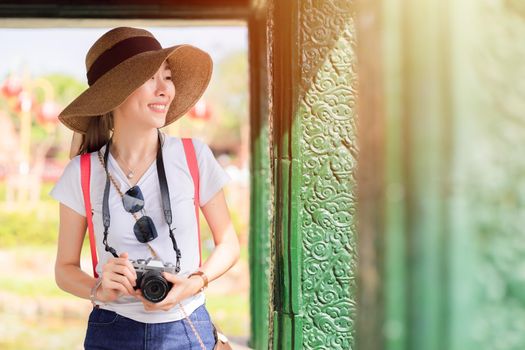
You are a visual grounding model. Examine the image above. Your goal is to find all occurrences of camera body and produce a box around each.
[131,258,177,303]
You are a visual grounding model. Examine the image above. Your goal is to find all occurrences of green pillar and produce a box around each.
[268,0,357,349]
[248,2,272,349]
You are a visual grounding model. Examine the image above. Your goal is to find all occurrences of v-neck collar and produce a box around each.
[99,133,165,188]
[108,151,157,188]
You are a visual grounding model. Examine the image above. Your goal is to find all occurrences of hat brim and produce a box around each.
[58,44,213,134]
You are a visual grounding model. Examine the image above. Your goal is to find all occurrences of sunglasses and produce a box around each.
[122,185,158,243]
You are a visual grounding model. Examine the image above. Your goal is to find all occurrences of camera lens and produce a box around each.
[140,270,171,303]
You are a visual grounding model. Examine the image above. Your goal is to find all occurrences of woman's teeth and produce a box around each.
[148,104,167,112]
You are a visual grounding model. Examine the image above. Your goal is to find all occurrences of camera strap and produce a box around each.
[101,139,119,258]
[156,134,182,272]
[80,134,202,277]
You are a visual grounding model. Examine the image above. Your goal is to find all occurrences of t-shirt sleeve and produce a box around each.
[49,155,86,217]
[194,139,232,207]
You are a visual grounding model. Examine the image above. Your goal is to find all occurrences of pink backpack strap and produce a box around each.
[181,138,202,267]
[80,153,99,278]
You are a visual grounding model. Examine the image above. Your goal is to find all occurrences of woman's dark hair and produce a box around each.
[76,112,114,156]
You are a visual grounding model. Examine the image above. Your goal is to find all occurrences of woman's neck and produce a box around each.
[110,128,161,165]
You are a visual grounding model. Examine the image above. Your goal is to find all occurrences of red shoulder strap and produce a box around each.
[181,138,202,267]
[80,153,99,278]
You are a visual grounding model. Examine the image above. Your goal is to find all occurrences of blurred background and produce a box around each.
[0,24,251,349]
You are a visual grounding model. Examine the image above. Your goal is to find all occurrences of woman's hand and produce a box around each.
[134,272,203,312]
[97,252,137,303]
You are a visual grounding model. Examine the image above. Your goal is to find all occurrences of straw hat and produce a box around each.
[58,26,213,134]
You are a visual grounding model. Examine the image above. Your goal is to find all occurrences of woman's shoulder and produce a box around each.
[63,154,82,174]
[50,155,82,194]
[163,133,207,153]
[61,150,102,179]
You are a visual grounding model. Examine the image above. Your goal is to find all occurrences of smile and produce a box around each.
[148,104,167,113]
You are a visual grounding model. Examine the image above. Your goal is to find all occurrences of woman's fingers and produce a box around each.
[100,253,137,296]
[113,256,137,278]
[134,281,184,312]
[106,255,136,276]
[103,280,128,296]
[108,273,135,295]
[108,256,137,279]
[135,293,172,312]
[104,264,135,295]
[110,264,137,287]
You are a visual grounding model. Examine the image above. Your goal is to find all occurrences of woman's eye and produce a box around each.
[166,76,172,80]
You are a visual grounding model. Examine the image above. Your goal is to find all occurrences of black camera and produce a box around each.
[131,258,177,303]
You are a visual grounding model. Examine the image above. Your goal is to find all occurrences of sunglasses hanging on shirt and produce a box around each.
[100,130,182,273]
[98,155,160,246]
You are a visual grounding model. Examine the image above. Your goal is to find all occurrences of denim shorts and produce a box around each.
[83,304,217,350]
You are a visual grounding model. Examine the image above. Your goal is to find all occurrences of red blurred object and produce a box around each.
[188,99,212,121]
[13,90,34,113]
[36,100,61,126]
[1,75,23,98]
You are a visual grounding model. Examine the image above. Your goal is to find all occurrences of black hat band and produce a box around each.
[87,36,162,86]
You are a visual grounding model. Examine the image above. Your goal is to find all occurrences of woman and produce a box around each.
[50,27,239,349]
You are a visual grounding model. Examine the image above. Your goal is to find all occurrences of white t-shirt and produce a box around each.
[49,133,232,323]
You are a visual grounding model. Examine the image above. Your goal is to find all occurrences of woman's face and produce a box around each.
[113,60,175,130]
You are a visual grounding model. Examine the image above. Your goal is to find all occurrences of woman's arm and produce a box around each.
[54,203,137,303]
[198,188,240,285]
[54,203,98,299]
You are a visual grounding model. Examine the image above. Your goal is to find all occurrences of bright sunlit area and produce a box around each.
[0,21,250,349]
